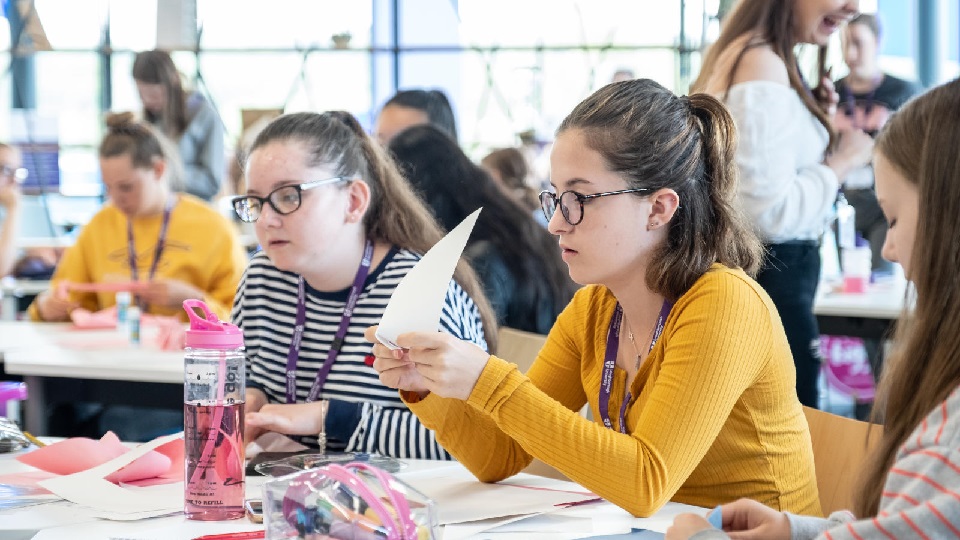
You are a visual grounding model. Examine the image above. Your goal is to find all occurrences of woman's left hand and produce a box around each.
[665,514,714,539]
[245,402,325,436]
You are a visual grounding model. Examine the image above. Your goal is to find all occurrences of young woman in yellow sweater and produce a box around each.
[367,78,819,516]
[29,112,246,322]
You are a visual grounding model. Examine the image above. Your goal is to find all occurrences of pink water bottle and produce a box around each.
[182,299,246,520]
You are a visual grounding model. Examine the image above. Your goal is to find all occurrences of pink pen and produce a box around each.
[190,531,265,540]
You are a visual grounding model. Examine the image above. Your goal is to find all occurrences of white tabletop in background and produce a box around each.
[0,322,182,384]
[813,280,909,320]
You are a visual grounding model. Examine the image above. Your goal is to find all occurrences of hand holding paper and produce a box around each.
[368,327,491,401]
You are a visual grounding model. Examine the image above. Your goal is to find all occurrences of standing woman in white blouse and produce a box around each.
[692,0,874,408]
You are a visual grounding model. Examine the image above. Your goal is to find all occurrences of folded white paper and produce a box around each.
[399,465,595,525]
[376,208,481,349]
[38,432,184,518]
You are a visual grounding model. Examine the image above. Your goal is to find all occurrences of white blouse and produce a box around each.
[723,81,839,243]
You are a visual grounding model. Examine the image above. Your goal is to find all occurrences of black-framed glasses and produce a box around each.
[539,188,650,226]
[0,165,28,183]
[232,177,348,223]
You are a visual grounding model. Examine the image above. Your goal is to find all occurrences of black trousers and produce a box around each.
[756,241,822,408]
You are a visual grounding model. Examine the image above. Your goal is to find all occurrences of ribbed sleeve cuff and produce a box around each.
[466,355,524,413]
[325,399,363,443]
[787,511,850,540]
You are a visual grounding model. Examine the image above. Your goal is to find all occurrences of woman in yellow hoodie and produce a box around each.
[30,112,245,322]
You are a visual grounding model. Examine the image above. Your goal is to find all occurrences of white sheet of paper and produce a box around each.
[399,466,595,525]
[38,432,184,517]
[375,208,481,349]
[631,501,711,533]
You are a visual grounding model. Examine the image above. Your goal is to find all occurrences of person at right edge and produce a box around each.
[692,0,874,408]
[833,12,922,275]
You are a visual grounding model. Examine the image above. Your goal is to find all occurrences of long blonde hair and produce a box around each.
[854,79,960,517]
[691,0,835,149]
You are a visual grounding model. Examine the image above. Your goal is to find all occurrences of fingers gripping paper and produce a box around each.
[376,208,481,349]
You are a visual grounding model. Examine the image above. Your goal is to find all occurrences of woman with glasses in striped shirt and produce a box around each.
[232,111,495,459]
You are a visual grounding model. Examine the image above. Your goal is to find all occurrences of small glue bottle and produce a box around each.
[115,291,131,326]
[127,305,142,345]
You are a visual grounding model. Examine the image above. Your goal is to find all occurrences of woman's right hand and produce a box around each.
[35,288,78,322]
[719,499,792,540]
[826,129,875,182]
[364,326,431,397]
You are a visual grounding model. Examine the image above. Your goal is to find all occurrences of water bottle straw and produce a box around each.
[185,301,228,486]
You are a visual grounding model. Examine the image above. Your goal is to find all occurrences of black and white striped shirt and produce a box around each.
[233,248,487,459]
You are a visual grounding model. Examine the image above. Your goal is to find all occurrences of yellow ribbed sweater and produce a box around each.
[28,194,247,322]
[405,265,820,517]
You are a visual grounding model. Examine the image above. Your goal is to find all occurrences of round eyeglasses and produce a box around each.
[0,165,28,183]
[539,188,650,226]
[232,177,348,223]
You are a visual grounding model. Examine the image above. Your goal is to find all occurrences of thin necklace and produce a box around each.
[624,315,653,371]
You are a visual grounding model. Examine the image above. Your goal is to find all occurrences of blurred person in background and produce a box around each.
[0,143,25,277]
[389,125,577,334]
[480,147,543,220]
[374,89,458,145]
[834,12,922,274]
[692,0,874,408]
[133,49,225,201]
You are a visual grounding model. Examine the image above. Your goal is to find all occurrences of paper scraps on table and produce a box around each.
[37,432,184,519]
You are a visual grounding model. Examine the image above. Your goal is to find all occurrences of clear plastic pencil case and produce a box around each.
[263,461,438,540]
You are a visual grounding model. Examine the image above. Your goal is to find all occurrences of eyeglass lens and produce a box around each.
[234,185,305,222]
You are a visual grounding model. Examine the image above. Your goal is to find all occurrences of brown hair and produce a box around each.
[132,49,188,139]
[848,12,881,40]
[557,79,763,300]
[99,111,185,190]
[247,111,498,351]
[854,79,960,517]
[481,147,539,212]
[691,0,836,149]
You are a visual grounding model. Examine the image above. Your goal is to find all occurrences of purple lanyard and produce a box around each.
[127,197,175,310]
[597,299,673,433]
[285,240,374,404]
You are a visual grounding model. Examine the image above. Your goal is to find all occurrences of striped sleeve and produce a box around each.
[815,387,960,539]
[342,278,488,459]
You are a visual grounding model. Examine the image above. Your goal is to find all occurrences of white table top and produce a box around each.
[813,280,909,320]
[0,450,700,539]
[0,322,183,384]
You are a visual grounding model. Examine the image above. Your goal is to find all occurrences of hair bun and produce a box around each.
[105,111,138,131]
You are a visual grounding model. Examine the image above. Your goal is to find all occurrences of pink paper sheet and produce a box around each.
[63,281,148,294]
[15,432,183,484]
[0,471,57,495]
[70,305,120,329]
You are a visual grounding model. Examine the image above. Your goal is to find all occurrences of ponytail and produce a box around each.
[558,79,762,300]
[686,93,763,276]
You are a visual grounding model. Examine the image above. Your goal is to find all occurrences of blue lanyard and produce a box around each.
[285,240,375,404]
[597,299,672,433]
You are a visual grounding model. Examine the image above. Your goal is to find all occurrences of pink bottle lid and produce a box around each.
[182,299,243,349]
